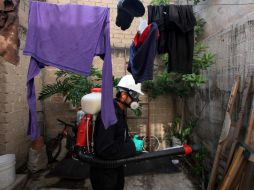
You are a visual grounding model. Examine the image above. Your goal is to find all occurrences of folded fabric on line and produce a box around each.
[24,1,117,139]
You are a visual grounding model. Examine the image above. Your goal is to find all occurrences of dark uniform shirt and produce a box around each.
[90,100,136,190]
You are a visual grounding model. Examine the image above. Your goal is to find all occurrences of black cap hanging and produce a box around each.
[116,0,145,31]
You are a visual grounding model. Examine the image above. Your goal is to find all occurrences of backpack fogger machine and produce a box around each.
[75,88,102,154]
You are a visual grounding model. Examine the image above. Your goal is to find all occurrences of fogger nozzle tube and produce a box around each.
[77,144,199,168]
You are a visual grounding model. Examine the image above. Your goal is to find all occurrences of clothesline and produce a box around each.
[195,3,254,6]
[192,2,254,14]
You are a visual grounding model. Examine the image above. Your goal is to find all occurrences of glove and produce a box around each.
[132,135,143,152]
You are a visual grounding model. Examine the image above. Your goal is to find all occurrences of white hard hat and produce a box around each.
[117,75,144,95]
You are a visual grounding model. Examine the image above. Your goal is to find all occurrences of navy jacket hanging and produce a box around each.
[128,22,159,83]
[148,5,196,74]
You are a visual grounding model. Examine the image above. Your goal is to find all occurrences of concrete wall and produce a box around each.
[181,0,254,160]
[0,0,31,168]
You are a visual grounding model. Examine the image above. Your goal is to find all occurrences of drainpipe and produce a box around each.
[146,97,151,151]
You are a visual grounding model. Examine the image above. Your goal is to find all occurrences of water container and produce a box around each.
[0,154,16,189]
[81,88,102,115]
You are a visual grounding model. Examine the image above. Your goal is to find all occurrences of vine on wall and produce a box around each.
[143,1,214,98]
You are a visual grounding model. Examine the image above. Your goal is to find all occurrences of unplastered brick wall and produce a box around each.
[19,0,29,28]
[0,0,31,168]
[47,0,152,48]
[42,0,175,144]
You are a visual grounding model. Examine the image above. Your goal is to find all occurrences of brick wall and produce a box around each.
[44,0,143,131]
[0,0,174,161]
[0,0,31,168]
[0,0,176,167]
[19,0,29,28]
[42,0,175,147]
[46,0,152,48]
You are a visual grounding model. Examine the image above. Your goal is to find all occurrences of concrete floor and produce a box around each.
[124,173,194,190]
[83,173,194,190]
[22,158,195,190]
[25,171,194,190]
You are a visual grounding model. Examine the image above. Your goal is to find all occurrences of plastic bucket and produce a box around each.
[0,154,16,189]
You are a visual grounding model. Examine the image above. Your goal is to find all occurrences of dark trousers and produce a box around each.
[90,166,124,190]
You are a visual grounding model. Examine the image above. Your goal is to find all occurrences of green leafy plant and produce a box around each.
[183,146,209,190]
[164,114,210,189]
[39,68,121,107]
[182,73,206,87]
[39,69,142,116]
[193,0,205,5]
[193,42,215,74]
[143,72,206,98]
[190,147,207,176]
[194,18,206,40]
[39,68,101,107]
[164,115,209,188]
[133,107,142,117]
[150,0,171,5]
[165,115,198,144]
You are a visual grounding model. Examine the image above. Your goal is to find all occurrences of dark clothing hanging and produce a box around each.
[148,5,196,74]
[128,22,159,83]
[90,100,136,190]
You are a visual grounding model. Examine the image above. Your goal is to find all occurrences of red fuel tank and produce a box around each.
[76,114,93,151]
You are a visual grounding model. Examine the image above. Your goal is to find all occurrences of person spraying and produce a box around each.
[90,74,144,190]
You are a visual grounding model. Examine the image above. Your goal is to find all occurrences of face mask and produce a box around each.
[128,91,140,110]
[130,101,139,110]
